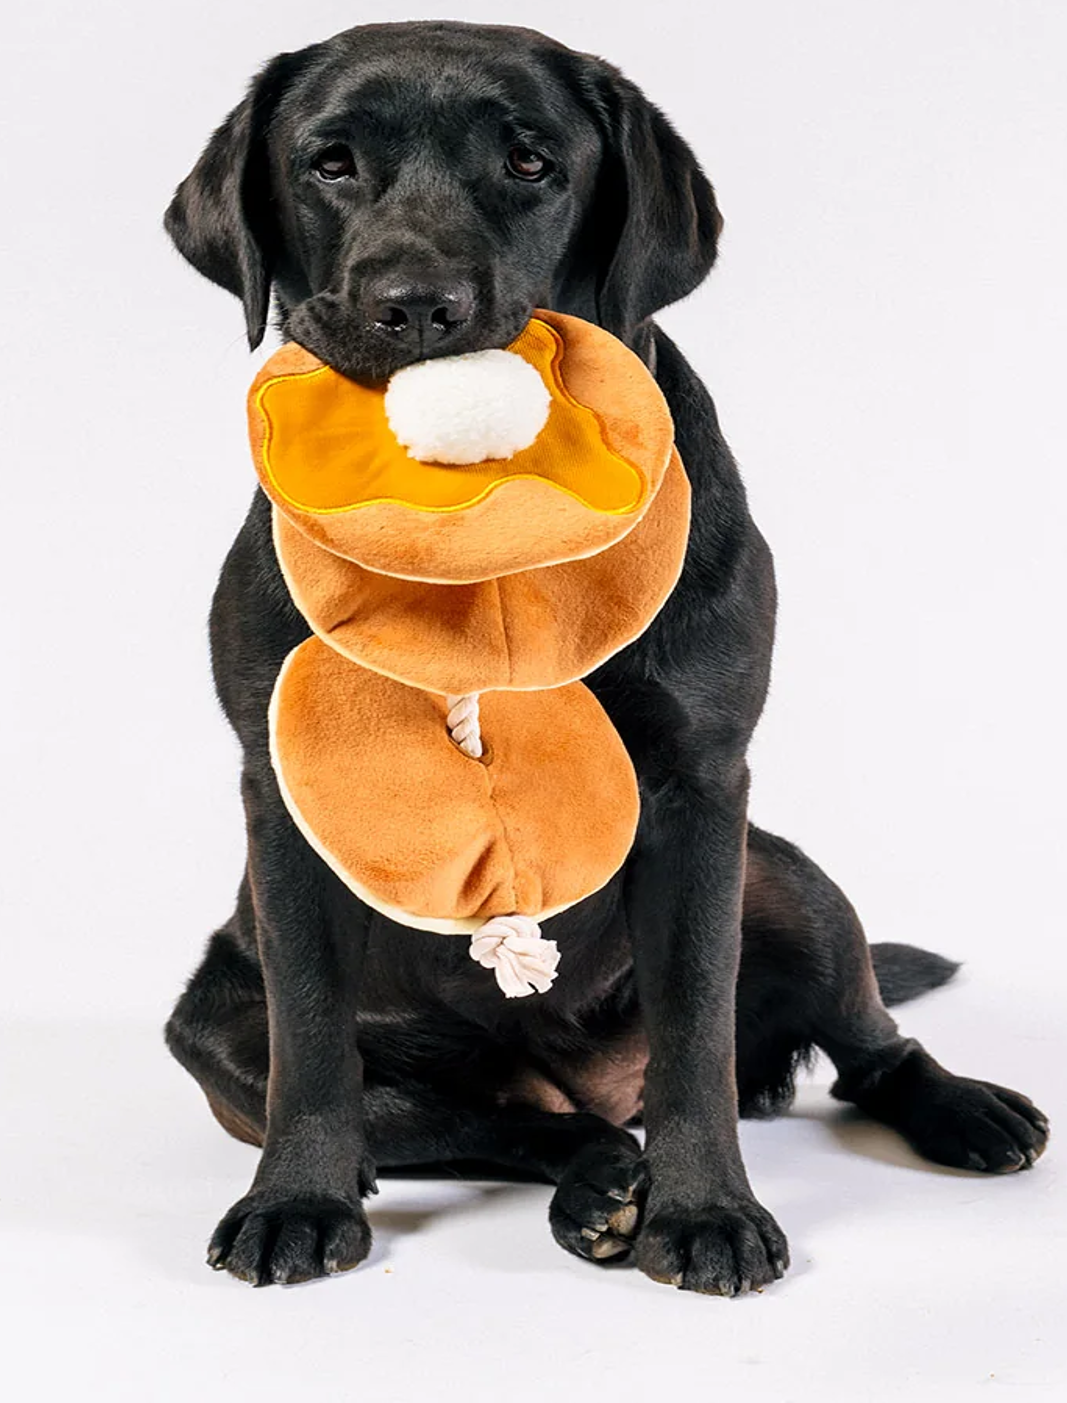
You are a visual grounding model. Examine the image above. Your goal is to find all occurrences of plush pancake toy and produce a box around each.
[249,309,690,997]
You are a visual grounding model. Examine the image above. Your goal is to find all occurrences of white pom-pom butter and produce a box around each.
[383,348,552,465]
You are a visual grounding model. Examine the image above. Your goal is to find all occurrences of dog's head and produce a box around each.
[164,21,722,381]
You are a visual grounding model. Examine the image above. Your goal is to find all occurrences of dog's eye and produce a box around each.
[313,144,356,181]
[506,146,549,181]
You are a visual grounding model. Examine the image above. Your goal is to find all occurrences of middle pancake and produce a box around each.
[273,445,690,695]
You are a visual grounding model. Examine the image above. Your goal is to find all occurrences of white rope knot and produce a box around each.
[469,914,560,998]
[445,693,483,758]
[446,701,557,997]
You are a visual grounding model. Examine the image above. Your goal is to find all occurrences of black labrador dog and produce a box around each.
[163,20,1048,1292]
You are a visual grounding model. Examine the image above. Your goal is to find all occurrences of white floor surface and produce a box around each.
[2,970,1062,1403]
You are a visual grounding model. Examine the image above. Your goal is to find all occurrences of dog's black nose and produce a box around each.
[363,279,475,339]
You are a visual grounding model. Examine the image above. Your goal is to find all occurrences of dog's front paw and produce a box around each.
[635,1197,789,1296]
[207,1192,372,1286]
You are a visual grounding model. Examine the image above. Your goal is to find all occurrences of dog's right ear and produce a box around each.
[164,53,304,349]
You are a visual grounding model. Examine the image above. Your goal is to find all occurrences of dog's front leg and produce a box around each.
[206,766,375,1286]
[627,760,789,1295]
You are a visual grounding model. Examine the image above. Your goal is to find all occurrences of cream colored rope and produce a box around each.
[443,699,560,996]
[469,914,561,998]
[445,693,483,758]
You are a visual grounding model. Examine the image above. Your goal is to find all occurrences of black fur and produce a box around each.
[869,943,960,1007]
[163,20,1048,1292]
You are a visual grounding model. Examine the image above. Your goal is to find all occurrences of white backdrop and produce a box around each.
[2,0,1063,1018]
[2,3,1064,1399]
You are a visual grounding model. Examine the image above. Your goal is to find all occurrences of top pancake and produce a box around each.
[247,309,676,583]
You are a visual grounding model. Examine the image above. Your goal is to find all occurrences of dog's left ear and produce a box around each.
[578,65,723,340]
[164,51,306,349]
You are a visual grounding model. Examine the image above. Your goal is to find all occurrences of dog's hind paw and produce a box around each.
[899,1074,1048,1173]
[833,1046,1050,1175]
[549,1142,648,1264]
[207,1192,372,1286]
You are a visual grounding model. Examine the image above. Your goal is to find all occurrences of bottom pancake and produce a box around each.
[269,637,641,934]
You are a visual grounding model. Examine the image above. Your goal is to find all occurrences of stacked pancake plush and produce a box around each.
[249,310,690,997]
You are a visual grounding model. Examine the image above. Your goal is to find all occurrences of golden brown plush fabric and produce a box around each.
[256,310,690,936]
[272,447,690,695]
[270,641,640,933]
[248,311,675,582]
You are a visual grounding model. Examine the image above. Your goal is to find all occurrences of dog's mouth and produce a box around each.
[284,291,537,387]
